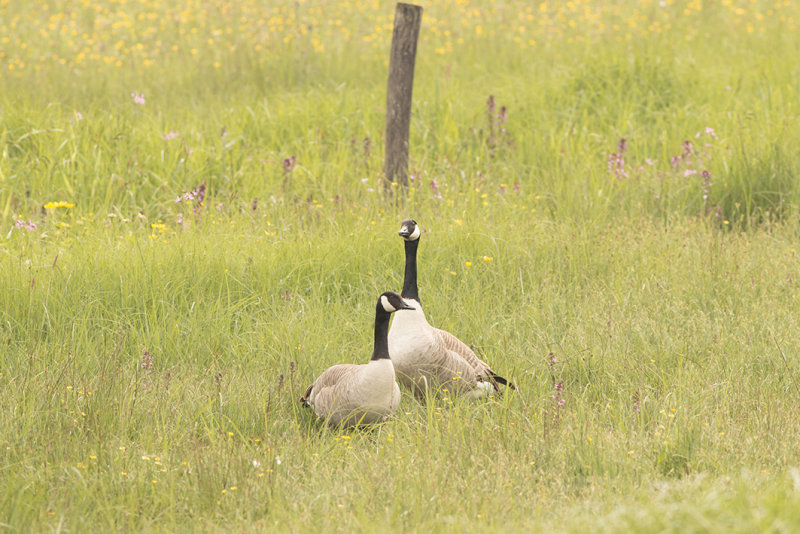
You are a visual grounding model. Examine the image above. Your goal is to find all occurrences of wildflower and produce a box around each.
[131,92,146,105]
[607,138,628,179]
[465,261,472,267]
[682,140,693,158]
[701,170,712,201]
[483,256,493,262]
[43,201,75,209]
[74,111,83,121]
[140,351,153,371]
[164,130,179,141]
[282,155,297,174]
[430,179,441,198]
[15,219,37,231]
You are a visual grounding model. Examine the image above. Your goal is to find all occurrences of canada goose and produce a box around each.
[387,219,514,398]
[300,291,415,426]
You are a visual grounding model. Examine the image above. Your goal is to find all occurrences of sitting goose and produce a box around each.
[300,291,414,426]
[387,219,514,398]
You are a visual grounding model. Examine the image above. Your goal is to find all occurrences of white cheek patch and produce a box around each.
[380,295,396,312]
[409,226,421,240]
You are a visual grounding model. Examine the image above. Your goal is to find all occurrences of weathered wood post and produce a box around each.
[384,3,423,188]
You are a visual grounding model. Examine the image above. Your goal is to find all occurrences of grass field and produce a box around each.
[3,0,800,531]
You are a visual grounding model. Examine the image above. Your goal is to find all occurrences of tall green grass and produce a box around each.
[3,0,800,531]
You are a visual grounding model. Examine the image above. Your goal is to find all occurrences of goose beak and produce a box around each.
[400,303,416,311]
[398,227,410,238]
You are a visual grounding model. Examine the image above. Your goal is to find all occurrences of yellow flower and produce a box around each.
[483,256,493,262]
[465,262,472,267]
[44,201,75,209]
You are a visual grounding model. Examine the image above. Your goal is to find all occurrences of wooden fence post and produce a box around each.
[384,3,423,187]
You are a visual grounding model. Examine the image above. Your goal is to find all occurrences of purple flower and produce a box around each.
[164,130,179,141]
[131,92,146,105]
[195,183,206,206]
[430,179,442,198]
[74,111,83,121]
[175,183,206,212]
[701,170,712,201]
[684,169,698,177]
[140,350,153,370]
[608,138,628,179]
[15,219,37,231]
[282,155,297,174]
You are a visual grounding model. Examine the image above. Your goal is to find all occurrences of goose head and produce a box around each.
[397,219,420,241]
[379,291,416,313]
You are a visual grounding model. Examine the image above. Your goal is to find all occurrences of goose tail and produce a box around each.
[299,384,314,407]
[490,373,516,391]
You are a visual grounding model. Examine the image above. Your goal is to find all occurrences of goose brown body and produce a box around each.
[300,291,412,426]
[387,219,513,397]
[301,359,401,426]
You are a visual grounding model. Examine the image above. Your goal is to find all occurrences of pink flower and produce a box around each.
[131,92,146,105]
[15,219,37,231]
[282,156,297,174]
[164,130,179,141]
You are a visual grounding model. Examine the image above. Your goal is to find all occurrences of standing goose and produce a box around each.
[387,219,514,398]
[300,291,414,426]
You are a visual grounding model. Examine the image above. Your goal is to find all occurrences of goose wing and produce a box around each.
[300,364,361,409]
[433,328,514,390]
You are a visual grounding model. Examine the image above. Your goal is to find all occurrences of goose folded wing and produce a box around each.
[303,364,362,406]
[433,328,496,379]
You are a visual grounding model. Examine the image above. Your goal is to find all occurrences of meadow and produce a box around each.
[2,0,800,531]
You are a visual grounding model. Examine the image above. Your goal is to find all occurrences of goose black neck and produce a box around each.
[370,308,392,361]
[401,239,420,303]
